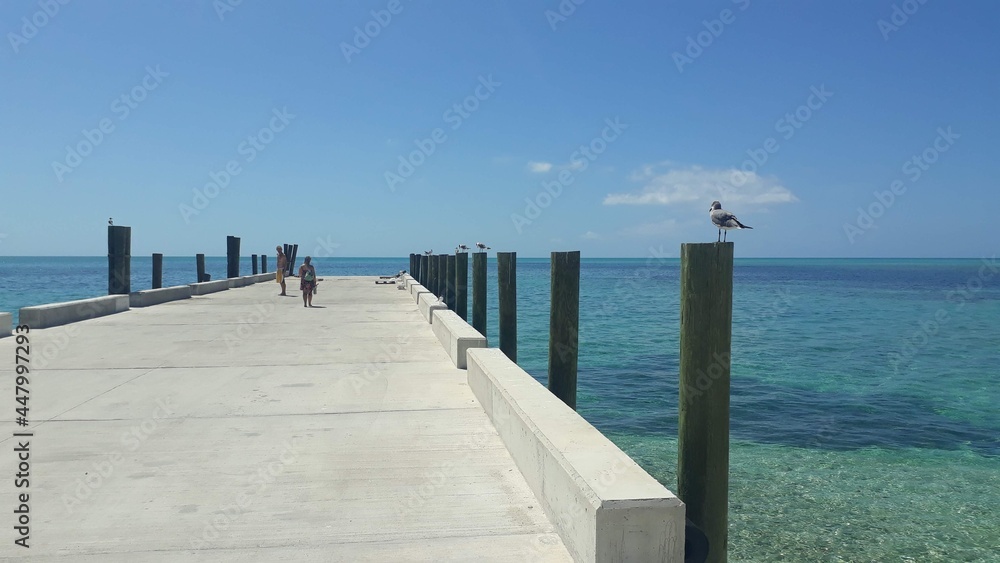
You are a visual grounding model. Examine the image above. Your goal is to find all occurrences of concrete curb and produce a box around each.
[467,348,685,563]
[0,312,11,338]
[190,280,230,296]
[410,282,430,302]
[417,291,447,323]
[19,295,130,330]
[129,285,193,308]
[430,309,487,369]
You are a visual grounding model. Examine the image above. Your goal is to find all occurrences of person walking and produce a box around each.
[276,246,288,296]
[299,256,317,307]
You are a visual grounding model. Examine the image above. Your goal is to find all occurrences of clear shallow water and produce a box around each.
[1,256,998,560]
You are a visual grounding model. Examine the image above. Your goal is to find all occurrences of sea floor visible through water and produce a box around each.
[1,256,997,561]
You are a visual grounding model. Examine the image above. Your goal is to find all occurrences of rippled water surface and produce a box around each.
[2,256,997,561]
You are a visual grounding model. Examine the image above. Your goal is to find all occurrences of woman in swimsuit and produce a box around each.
[299,256,317,307]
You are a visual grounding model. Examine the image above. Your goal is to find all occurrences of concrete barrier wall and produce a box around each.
[467,349,685,563]
[227,277,251,289]
[189,280,230,296]
[129,285,193,308]
[0,312,11,338]
[19,295,130,330]
[430,309,487,369]
[410,282,429,302]
[253,272,276,283]
[417,291,447,323]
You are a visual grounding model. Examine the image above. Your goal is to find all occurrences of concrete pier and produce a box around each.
[0,275,683,561]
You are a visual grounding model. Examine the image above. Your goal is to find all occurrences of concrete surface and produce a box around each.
[0,312,11,337]
[417,291,447,324]
[468,348,686,563]
[410,282,430,301]
[0,278,573,561]
[129,285,193,308]
[18,295,130,329]
[189,279,229,295]
[430,309,487,369]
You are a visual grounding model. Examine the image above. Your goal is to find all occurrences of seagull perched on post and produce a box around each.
[710,201,752,242]
[423,249,433,255]
[457,244,470,253]
[108,217,114,226]
[475,242,490,252]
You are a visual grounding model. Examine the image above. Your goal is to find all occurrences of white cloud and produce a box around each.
[582,231,602,240]
[604,163,798,207]
[528,161,553,173]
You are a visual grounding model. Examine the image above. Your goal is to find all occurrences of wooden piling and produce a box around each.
[413,254,422,285]
[548,251,580,410]
[497,251,517,362]
[252,254,258,275]
[196,253,206,283]
[152,253,163,290]
[227,236,240,278]
[261,254,267,273]
[283,244,291,274]
[472,252,487,337]
[107,225,131,295]
[446,254,456,310]
[456,252,468,320]
[437,254,448,298]
[289,244,299,276]
[420,255,429,288]
[678,242,734,563]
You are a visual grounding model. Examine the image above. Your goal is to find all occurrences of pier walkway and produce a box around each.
[0,277,575,561]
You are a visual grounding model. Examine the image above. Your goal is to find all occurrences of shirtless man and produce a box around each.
[276,246,287,296]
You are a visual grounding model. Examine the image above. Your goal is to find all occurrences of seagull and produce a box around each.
[423,249,433,255]
[108,217,113,226]
[457,244,470,253]
[475,242,490,252]
[710,201,752,242]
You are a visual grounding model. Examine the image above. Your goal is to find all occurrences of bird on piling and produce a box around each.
[710,201,752,242]
[475,242,490,252]
[108,217,113,226]
[423,249,433,255]
[457,244,470,253]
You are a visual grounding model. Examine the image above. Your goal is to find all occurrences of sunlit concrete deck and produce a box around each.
[0,277,572,561]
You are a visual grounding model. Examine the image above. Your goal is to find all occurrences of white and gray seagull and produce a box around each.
[457,244,470,253]
[475,242,490,252]
[710,201,752,242]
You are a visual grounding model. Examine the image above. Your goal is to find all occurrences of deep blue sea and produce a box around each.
[1,256,998,561]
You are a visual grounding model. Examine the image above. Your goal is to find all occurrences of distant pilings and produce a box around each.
[226,235,240,278]
[472,252,487,337]
[456,251,468,321]
[252,254,258,275]
[261,254,267,273]
[446,254,456,310]
[196,254,207,283]
[437,254,447,298]
[152,253,163,290]
[108,225,131,295]
[419,254,429,287]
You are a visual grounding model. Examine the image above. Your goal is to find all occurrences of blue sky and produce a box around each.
[1,0,997,258]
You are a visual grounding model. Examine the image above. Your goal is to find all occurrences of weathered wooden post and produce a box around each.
[427,255,437,295]
[288,244,299,275]
[283,244,291,274]
[261,254,267,273]
[446,254,456,310]
[227,236,240,278]
[548,251,580,410]
[456,251,468,320]
[196,253,206,283]
[678,242,734,563]
[252,254,258,275]
[472,252,487,337]
[419,255,428,288]
[413,254,421,283]
[497,251,517,362]
[437,254,448,298]
[152,253,163,290]
[108,225,131,295]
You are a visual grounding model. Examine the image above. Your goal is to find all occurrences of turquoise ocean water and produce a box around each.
[1,256,997,561]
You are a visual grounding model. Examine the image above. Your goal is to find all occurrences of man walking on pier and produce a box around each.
[276,246,287,296]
